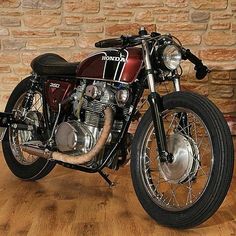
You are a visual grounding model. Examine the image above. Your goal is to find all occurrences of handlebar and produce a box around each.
[95,38,124,48]
[95,35,144,48]
[95,29,210,80]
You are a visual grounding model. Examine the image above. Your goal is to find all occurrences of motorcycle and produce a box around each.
[0,27,234,229]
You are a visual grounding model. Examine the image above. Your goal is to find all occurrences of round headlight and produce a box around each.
[162,45,182,70]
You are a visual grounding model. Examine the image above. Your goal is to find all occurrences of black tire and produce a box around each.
[131,91,234,229]
[2,77,55,180]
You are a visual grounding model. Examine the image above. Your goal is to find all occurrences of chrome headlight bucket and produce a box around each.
[162,45,182,70]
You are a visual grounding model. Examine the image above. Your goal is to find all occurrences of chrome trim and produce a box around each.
[173,77,181,91]
[0,127,7,141]
[142,40,156,92]
[76,76,129,84]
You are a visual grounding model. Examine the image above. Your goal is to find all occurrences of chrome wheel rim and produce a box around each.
[9,91,44,165]
[140,108,213,211]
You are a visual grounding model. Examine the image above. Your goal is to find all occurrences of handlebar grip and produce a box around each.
[95,38,124,48]
[182,48,210,80]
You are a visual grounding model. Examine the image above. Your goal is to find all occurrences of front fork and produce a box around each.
[142,40,183,162]
[142,40,169,162]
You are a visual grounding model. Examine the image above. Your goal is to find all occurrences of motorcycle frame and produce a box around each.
[0,36,181,173]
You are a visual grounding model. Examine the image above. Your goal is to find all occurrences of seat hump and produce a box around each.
[31,53,79,76]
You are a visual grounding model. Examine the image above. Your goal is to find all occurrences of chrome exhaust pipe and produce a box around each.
[21,107,114,165]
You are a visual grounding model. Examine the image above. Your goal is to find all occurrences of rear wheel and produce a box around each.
[131,91,234,228]
[2,77,55,180]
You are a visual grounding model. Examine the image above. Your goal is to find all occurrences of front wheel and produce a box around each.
[131,91,234,228]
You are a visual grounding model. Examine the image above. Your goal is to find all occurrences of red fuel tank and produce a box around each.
[76,48,143,83]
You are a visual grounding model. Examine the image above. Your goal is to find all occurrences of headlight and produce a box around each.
[162,45,182,70]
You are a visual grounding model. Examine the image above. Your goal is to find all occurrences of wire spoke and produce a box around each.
[10,91,44,165]
[141,107,213,211]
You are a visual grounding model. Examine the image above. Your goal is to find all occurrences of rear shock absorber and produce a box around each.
[21,73,38,117]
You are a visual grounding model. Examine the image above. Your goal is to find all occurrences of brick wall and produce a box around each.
[0,0,236,132]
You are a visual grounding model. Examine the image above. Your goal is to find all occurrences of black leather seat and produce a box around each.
[31,53,80,76]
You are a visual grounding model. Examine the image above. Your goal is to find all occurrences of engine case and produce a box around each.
[55,121,95,153]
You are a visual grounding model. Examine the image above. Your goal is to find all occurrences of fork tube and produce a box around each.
[142,40,156,93]
[142,40,168,162]
[173,77,181,91]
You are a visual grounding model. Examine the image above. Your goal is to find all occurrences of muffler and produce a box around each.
[21,106,114,165]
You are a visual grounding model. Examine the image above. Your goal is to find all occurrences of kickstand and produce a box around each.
[98,170,115,187]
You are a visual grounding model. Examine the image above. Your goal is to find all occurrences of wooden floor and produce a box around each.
[0,152,236,236]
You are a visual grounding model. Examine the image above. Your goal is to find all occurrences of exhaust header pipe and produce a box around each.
[21,107,114,165]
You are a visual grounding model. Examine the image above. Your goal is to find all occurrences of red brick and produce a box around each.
[170,13,189,22]
[210,22,231,30]
[156,15,169,22]
[23,15,61,28]
[58,31,80,37]
[233,24,236,33]
[27,38,75,49]
[0,74,21,90]
[200,49,236,61]
[210,71,230,80]
[1,17,21,27]
[2,39,26,50]
[191,11,210,22]
[106,23,156,36]
[105,11,134,17]
[84,25,103,33]
[65,16,84,25]
[210,85,234,98]
[117,1,163,8]
[71,51,91,62]
[210,98,236,113]
[85,17,106,23]
[23,0,62,9]
[165,0,188,8]
[22,52,41,65]
[225,115,236,135]
[135,11,154,22]
[13,65,32,75]
[191,0,228,10]
[0,53,20,64]
[212,12,233,20]
[157,23,207,32]
[0,10,22,16]
[0,27,9,36]
[0,66,11,73]
[173,32,201,45]
[0,0,21,8]
[181,83,208,96]
[77,35,103,49]
[203,32,235,46]
[207,62,236,71]
[64,1,100,13]
[12,30,55,38]
[153,8,189,16]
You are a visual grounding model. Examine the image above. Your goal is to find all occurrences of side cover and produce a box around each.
[76,48,143,83]
[45,80,75,112]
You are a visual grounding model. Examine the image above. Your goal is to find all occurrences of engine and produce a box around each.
[55,81,130,156]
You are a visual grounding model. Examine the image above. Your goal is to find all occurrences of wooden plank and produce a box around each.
[0,155,235,235]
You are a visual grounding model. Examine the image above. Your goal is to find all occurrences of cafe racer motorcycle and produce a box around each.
[0,27,234,228]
